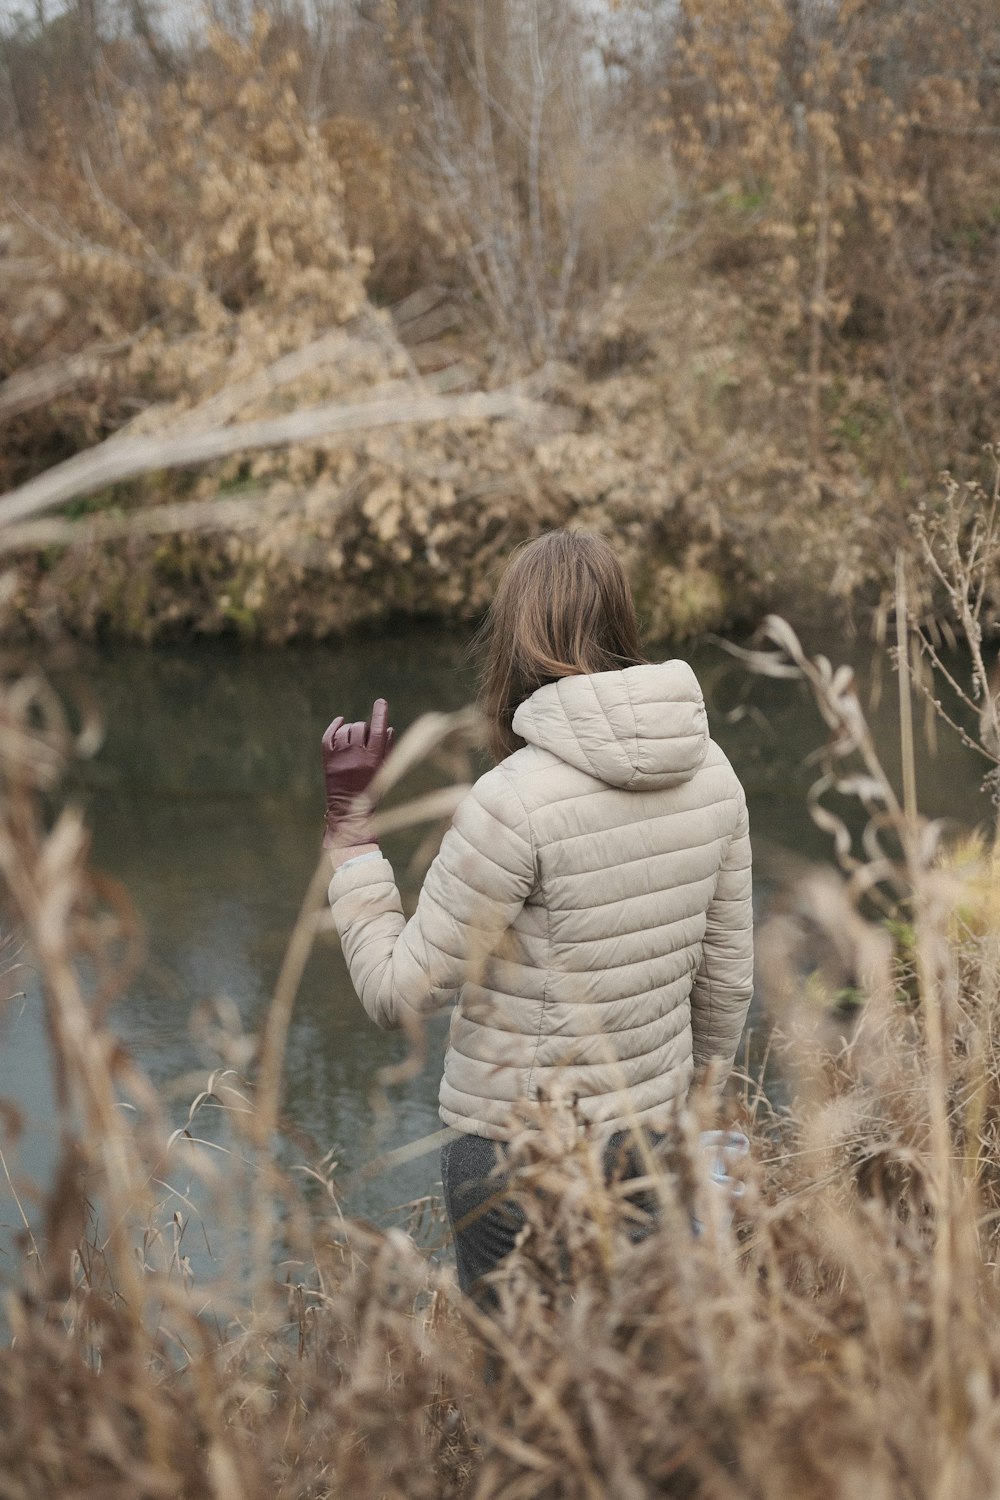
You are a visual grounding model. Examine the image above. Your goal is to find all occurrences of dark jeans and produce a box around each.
[440,1128,661,1300]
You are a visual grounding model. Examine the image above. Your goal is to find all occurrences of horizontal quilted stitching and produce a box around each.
[330,659,753,1139]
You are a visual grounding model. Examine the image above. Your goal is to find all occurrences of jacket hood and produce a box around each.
[511,660,709,791]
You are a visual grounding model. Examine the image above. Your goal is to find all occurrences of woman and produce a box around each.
[322,531,753,1295]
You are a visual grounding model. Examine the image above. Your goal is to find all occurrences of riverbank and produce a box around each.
[3,3,995,648]
[2,291,896,646]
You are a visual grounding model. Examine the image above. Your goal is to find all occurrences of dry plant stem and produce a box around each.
[724,615,908,882]
[525,3,547,327]
[895,551,919,831]
[0,812,174,1475]
[0,490,277,556]
[252,851,336,1156]
[251,710,478,1278]
[808,127,829,469]
[0,1143,40,1265]
[898,557,962,1477]
[460,1297,608,1500]
[913,453,1000,772]
[907,637,997,764]
[9,195,204,295]
[157,327,400,435]
[0,332,147,421]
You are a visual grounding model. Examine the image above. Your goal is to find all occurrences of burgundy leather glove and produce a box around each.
[321,697,394,850]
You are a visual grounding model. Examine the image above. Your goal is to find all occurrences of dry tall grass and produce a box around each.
[3,478,1000,1496]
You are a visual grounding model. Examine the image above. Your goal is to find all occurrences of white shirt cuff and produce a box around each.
[335,848,383,873]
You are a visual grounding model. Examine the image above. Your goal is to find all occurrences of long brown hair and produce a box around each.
[477,530,647,763]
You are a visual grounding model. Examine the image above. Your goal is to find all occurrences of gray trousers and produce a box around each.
[440,1129,659,1300]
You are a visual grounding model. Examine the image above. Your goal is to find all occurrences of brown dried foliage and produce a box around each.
[661,0,1000,477]
[0,1,998,642]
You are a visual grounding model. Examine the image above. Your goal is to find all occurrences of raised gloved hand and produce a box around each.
[321,698,394,850]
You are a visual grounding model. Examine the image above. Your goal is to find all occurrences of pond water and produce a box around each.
[0,626,991,1265]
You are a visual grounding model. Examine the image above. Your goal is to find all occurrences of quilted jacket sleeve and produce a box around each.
[690,788,754,1076]
[328,767,535,1030]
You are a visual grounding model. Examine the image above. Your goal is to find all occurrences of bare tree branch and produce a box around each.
[0,377,562,529]
[0,489,274,555]
[0,339,139,422]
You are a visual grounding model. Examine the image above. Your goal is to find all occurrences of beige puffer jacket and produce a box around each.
[330,661,753,1141]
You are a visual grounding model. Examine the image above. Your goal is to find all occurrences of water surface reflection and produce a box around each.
[1,628,990,1248]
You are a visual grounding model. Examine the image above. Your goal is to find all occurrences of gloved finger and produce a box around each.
[385,726,394,753]
[368,697,390,752]
[322,716,345,753]
[332,724,352,751]
[349,720,367,746]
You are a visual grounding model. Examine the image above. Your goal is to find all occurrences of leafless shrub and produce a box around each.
[388,0,687,362]
[909,447,1000,783]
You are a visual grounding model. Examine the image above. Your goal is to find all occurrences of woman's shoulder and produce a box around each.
[488,740,594,801]
[694,742,748,842]
[701,737,744,780]
[698,737,747,796]
[463,743,578,829]
[459,754,539,832]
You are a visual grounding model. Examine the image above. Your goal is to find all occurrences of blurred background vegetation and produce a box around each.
[1,0,997,643]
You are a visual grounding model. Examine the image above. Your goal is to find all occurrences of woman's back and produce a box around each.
[331,658,752,1140]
